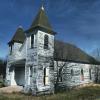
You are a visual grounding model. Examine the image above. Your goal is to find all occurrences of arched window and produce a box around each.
[81,69,84,81]
[89,68,92,80]
[31,34,34,48]
[44,35,49,49]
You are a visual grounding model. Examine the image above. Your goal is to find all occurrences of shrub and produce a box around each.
[0,76,5,88]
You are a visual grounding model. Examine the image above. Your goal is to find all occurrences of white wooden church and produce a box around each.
[6,4,100,94]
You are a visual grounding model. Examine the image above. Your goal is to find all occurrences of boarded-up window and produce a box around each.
[31,34,34,48]
[44,68,49,85]
[89,68,92,80]
[44,35,49,49]
[81,69,84,81]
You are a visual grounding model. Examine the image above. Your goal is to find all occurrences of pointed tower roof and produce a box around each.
[31,6,52,29]
[8,26,26,45]
[26,6,56,34]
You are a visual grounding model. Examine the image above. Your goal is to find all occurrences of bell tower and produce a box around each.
[25,3,56,94]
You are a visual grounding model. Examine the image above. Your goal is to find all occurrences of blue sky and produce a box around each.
[0,0,100,58]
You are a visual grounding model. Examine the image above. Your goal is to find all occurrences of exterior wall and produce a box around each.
[6,63,17,86]
[37,30,54,56]
[6,41,26,86]
[36,30,54,93]
[24,30,54,94]
[8,41,26,61]
[19,40,27,58]
[24,31,38,94]
[54,61,96,88]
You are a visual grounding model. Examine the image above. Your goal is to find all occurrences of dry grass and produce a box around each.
[0,86,23,93]
[0,86,100,100]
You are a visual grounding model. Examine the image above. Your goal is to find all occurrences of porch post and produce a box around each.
[10,66,17,86]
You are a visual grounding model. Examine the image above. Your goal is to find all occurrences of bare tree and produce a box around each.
[54,41,72,92]
[53,40,86,92]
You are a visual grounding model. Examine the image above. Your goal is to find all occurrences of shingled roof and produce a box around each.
[8,26,26,45]
[26,6,56,34]
[54,40,100,64]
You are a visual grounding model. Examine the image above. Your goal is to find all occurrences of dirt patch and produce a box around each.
[0,86,23,93]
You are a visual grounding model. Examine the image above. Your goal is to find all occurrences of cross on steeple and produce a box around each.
[41,0,45,10]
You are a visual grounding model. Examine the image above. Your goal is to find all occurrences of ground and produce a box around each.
[0,86,23,93]
[0,84,100,100]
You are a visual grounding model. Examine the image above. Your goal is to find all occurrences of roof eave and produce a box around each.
[8,40,23,45]
[25,26,57,35]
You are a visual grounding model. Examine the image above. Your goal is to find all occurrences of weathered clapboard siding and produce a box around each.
[6,42,25,86]
[54,61,96,88]
[23,30,54,94]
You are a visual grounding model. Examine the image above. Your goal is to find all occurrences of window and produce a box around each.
[44,35,49,49]
[44,68,49,85]
[10,45,13,55]
[30,66,33,77]
[89,68,92,80]
[71,69,74,76]
[81,69,84,81]
[31,34,34,48]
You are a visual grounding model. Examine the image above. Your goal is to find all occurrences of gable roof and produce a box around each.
[8,27,26,45]
[54,40,100,65]
[26,6,56,34]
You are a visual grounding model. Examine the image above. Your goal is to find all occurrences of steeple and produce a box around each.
[8,26,26,45]
[26,1,56,34]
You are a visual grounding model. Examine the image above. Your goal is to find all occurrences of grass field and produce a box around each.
[0,86,100,100]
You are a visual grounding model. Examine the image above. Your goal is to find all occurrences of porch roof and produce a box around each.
[11,59,26,66]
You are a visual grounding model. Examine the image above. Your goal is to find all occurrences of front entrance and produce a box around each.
[15,66,25,86]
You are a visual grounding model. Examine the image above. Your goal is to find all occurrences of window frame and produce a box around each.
[10,44,13,55]
[31,34,34,48]
[81,69,84,81]
[89,68,92,80]
[44,67,49,86]
[44,35,49,49]
[30,66,33,77]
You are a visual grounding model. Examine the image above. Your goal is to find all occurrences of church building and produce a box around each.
[6,4,100,94]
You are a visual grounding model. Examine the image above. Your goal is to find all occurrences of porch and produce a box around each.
[9,59,26,86]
